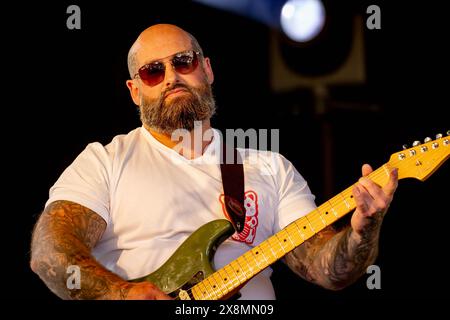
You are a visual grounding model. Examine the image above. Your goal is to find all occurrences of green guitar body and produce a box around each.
[131,219,235,297]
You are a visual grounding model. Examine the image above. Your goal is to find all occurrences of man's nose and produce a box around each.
[163,62,181,87]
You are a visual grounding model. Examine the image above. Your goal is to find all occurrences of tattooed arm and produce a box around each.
[30,200,170,300]
[285,164,398,290]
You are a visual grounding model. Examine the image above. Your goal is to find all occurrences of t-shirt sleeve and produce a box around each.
[273,154,317,233]
[45,142,111,224]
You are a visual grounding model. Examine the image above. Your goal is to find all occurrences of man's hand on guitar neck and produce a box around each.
[125,282,172,300]
[285,163,398,291]
[351,163,398,242]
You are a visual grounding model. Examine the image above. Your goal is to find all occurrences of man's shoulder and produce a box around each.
[103,127,142,151]
[80,127,142,160]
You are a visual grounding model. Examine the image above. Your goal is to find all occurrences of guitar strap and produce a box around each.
[220,142,245,233]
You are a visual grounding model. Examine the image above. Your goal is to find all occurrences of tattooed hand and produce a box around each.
[126,282,172,300]
[351,164,398,241]
[30,200,172,300]
[285,163,398,290]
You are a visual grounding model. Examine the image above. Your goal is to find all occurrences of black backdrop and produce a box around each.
[6,0,449,306]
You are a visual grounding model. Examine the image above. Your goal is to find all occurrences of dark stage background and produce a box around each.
[6,0,449,304]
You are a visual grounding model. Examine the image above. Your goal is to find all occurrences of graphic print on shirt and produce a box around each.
[219,190,259,244]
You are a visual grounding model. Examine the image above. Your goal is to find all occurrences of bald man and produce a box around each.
[30,24,398,300]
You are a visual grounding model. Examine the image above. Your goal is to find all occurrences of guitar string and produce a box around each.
[173,139,448,300]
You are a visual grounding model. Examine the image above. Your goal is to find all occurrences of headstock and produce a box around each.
[388,131,450,181]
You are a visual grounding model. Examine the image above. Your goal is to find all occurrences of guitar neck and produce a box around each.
[190,163,394,300]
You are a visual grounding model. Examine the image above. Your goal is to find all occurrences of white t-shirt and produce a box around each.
[46,127,316,299]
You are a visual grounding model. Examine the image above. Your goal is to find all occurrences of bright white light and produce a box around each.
[281,0,326,42]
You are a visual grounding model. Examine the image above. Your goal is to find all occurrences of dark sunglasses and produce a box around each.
[134,50,201,87]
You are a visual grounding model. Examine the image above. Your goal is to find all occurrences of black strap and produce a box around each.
[220,143,245,232]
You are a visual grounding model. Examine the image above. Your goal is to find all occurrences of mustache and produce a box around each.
[161,83,193,99]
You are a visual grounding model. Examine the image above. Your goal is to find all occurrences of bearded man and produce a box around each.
[30,24,398,300]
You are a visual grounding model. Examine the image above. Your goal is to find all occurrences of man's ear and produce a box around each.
[203,57,214,85]
[126,79,140,106]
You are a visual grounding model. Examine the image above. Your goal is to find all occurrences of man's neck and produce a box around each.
[145,121,214,159]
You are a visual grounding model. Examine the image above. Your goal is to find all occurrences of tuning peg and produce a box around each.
[402,144,408,150]
[436,133,443,139]
[412,141,421,147]
[424,137,432,143]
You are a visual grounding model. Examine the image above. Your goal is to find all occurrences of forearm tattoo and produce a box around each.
[285,223,380,290]
[30,200,131,299]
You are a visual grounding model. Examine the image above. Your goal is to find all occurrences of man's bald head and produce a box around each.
[127,24,204,78]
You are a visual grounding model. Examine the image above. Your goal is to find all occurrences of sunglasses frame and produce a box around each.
[133,50,201,86]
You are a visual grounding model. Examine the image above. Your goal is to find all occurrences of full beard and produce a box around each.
[139,82,216,135]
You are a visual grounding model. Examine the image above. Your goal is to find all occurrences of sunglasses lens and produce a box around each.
[173,51,198,74]
[138,62,165,86]
[137,51,199,86]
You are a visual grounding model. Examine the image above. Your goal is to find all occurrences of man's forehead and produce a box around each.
[134,30,193,64]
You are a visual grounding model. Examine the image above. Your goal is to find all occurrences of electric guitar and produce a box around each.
[132,132,450,300]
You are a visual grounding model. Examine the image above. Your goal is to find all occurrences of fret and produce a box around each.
[382,164,391,181]
[204,276,220,299]
[223,264,241,287]
[330,203,339,218]
[241,251,258,275]
[273,234,287,254]
[263,238,278,260]
[285,222,304,246]
[264,238,278,262]
[283,227,298,248]
[229,260,248,283]
[304,215,316,233]
[249,246,264,270]
[235,256,252,280]
[217,269,234,292]
[329,196,348,218]
[257,242,271,265]
[209,272,227,297]
[197,280,212,300]
[220,266,234,288]
[339,192,351,209]
[345,188,356,208]
[370,166,390,187]
[254,243,273,268]
[266,236,283,259]
[275,230,296,252]
[202,277,217,299]
[190,284,202,300]
[210,271,225,295]
[305,214,321,233]
[275,234,288,254]
[314,208,327,227]
[292,219,306,240]
[233,259,251,283]
[293,218,316,240]
[195,279,210,300]
[318,204,337,225]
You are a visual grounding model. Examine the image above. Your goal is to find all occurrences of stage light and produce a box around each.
[280,0,326,43]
